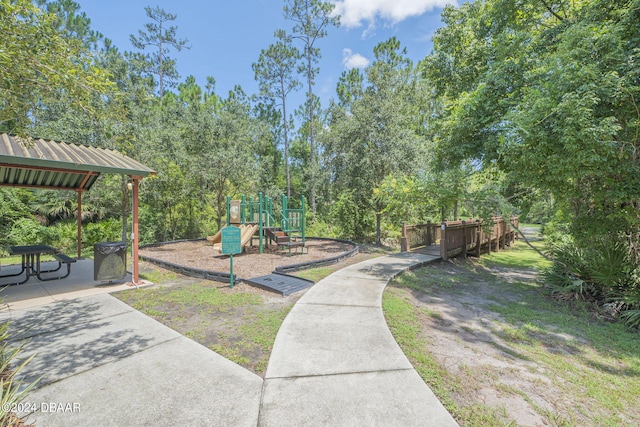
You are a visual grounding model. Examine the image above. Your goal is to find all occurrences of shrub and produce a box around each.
[329,190,374,240]
[0,321,40,426]
[9,218,58,246]
[83,218,122,246]
[545,233,640,328]
[51,221,80,253]
[305,218,339,239]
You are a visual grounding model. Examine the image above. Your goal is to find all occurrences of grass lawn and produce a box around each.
[384,235,640,426]
[113,232,639,425]
[113,244,395,376]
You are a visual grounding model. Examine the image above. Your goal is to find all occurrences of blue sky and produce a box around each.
[75,0,456,106]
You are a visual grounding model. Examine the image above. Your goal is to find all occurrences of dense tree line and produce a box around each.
[423,0,640,326]
[1,0,638,325]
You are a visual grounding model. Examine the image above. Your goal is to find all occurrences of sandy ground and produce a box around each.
[401,261,560,426]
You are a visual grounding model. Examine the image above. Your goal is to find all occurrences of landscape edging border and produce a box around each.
[138,237,359,286]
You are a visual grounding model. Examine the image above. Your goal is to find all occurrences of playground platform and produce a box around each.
[244,272,315,296]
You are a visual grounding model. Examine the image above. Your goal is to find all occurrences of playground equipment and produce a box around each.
[209,224,259,252]
[224,193,306,255]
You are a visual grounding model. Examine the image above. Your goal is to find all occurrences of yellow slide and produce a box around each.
[240,224,259,247]
[207,229,222,245]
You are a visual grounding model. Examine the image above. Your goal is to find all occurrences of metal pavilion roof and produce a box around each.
[0,133,155,191]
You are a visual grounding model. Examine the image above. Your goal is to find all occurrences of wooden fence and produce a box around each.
[401,216,519,260]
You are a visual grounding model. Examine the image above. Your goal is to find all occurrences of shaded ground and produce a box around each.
[388,260,556,426]
[386,234,640,426]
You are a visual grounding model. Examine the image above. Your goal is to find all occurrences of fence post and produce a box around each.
[426,220,432,246]
[439,222,447,260]
[462,220,467,258]
[475,222,482,257]
[401,222,408,252]
[488,224,494,254]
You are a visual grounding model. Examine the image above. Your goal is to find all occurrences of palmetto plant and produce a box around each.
[545,233,640,328]
[0,321,40,426]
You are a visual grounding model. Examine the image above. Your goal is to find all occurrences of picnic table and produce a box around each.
[2,245,75,285]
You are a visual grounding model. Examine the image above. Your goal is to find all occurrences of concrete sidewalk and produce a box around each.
[0,294,263,426]
[1,252,458,426]
[0,259,139,310]
[260,252,458,426]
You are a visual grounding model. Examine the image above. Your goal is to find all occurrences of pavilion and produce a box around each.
[0,133,156,283]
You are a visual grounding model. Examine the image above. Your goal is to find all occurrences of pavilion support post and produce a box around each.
[132,177,140,283]
[77,190,83,259]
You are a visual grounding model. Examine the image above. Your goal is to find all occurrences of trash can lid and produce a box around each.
[94,241,127,254]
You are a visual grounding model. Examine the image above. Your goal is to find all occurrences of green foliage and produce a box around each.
[83,218,122,246]
[304,218,339,239]
[252,33,301,197]
[130,6,189,97]
[0,0,114,135]
[544,235,598,298]
[9,218,58,246]
[322,38,431,240]
[0,189,34,247]
[0,321,40,426]
[373,174,421,225]
[329,190,374,240]
[424,0,640,258]
[283,0,340,214]
[52,220,80,253]
[619,309,640,330]
[545,233,640,328]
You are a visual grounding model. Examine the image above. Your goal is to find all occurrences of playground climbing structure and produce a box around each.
[225,193,306,255]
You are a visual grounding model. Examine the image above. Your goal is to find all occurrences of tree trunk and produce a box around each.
[282,95,291,198]
[307,53,316,216]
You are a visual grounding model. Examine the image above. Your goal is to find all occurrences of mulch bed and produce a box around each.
[139,238,355,279]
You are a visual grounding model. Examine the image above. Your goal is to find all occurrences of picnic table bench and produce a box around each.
[1,245,76,285]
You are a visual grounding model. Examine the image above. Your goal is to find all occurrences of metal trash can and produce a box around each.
[94,241,127,281]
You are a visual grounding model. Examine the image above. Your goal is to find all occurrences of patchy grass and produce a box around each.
[295,244,396,282]
[384,240,640,426]
[114,281,280,376]
[114,247,392,377]
[138,268,180,284]
[478,239,552,271]
[383,288,513,426]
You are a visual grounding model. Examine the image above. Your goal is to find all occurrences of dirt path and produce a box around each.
[398,261,559,426]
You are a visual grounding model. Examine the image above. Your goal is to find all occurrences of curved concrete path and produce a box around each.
[260,252,458,426]
[2,253,457,426]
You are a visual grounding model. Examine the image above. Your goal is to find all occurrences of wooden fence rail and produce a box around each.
[401,216,519,260]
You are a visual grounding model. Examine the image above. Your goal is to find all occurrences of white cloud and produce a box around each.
[342,48,370,69]
[332,0,456,28]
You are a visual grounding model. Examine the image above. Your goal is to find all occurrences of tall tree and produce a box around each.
[252,30,302,197]
[283,0,339,215]
[35,0,102,49]
[422,0,640,241]
[336,68,364,110]
[130,6,189,98]
[323,38,429,242]
[0,0,113,136]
